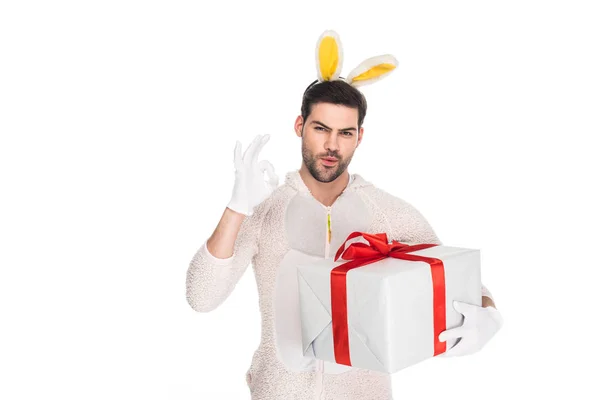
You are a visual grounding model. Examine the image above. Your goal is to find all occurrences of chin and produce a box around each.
[317,169,342,183]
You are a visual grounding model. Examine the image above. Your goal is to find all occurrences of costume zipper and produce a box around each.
[315,205,332,399]
[325,207,331,259]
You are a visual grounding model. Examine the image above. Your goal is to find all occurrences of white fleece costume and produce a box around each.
[186,170,493,399]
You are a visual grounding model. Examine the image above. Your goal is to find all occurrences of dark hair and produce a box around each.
[301,79,367,130]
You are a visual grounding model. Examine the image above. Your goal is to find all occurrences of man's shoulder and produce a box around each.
[356,178,432,230]
[354,176,409,207]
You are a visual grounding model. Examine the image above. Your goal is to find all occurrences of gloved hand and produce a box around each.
[226,134,279,216]
[438,300,504,357]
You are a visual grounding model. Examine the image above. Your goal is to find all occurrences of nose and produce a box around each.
[324,131,340,154]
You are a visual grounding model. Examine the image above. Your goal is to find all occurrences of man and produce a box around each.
[186,80,503,399]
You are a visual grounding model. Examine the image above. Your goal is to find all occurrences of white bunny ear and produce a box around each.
[315,30,344,82]
[344,54,399,88]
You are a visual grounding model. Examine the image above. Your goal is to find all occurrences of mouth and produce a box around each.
[321,157,338,167]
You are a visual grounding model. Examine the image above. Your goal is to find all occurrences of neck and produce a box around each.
[299,163,350,207]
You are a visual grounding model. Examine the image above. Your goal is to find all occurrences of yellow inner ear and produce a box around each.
[319,36,339,81]
[351,63,396,82]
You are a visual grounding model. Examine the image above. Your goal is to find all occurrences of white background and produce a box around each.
[1,1,599,399]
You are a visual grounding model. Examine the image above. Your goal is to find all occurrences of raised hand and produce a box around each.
[226,134,279,216]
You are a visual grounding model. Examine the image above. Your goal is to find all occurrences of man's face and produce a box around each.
[295,102,363,183]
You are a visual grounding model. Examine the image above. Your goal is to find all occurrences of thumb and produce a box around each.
[438,326,469,342]
[234,141,243,170]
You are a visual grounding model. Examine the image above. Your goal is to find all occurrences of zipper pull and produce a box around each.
[327,212,332,244]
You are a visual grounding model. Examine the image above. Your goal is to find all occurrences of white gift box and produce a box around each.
[297,243,482,373]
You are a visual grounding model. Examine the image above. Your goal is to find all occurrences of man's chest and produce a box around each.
[261,192,389,260]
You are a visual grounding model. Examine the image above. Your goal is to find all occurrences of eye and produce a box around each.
[315,127,324,131]
[341,131,352,136]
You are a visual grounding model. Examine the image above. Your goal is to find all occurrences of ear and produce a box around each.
[344,54,398,88]
[315,30,343,82]
[357,127,364,147]
[294,115,304,137]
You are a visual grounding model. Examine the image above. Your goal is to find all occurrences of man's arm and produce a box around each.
[372,188,442,245]
[205,207,246,259]
[186,199,270,313]
[482,296,496,308]
[482,283,497,308]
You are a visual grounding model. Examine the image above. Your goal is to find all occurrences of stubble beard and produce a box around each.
[301,138,353,183]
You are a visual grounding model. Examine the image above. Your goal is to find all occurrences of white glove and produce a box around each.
[226,134,279,216]
[438,300,504,357]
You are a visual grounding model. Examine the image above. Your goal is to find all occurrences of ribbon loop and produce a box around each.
[335,232,432,262]
[335,232,389,261]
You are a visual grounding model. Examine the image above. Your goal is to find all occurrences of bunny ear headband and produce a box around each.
[306,29,399,93]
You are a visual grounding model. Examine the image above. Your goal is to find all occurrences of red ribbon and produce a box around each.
[330,232,446,366]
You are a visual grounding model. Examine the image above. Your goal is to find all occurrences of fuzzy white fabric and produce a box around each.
[187,169,493,400]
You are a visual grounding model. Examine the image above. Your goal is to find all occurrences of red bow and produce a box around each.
[330,232,446,366]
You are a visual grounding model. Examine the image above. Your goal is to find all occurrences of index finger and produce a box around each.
[251,134,270,164]
[243,134,262,162]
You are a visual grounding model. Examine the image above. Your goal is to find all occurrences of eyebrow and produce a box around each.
[311,120,357,131]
